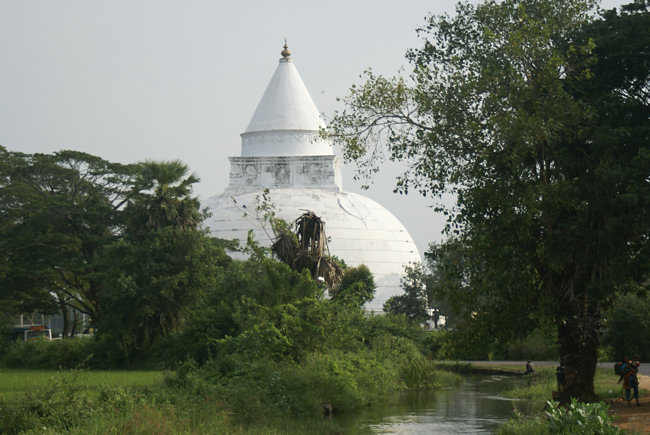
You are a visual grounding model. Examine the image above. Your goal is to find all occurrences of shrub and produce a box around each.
[544,399,621,434]
[0,372,95,433]
[498,400,622,435]
[0,337,96,369]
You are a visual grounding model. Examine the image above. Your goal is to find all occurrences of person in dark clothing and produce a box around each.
[525,360,535,374]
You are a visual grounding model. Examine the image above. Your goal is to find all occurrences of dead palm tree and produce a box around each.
[271,211,343,289]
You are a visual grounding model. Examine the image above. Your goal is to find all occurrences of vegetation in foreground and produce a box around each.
[488,365,648,434]
[0,145,463,432]
[0,348,463,434]
[497,400,623,435]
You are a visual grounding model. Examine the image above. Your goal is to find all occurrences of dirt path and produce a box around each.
[608,374,650,433]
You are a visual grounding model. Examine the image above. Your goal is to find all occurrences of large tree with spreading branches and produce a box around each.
[327,0,649,401]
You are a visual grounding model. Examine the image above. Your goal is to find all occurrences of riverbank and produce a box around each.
[463,362,650,433]
[0,362,464,433]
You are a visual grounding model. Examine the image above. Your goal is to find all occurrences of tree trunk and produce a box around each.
[62,306,70,338]
[56,292,71,338]
[555,292,602,403]
[70,310,79,337]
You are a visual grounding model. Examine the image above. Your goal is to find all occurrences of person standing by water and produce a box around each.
[525,360,535,374]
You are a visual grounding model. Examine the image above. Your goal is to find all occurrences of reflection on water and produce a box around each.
[336,374,537,434]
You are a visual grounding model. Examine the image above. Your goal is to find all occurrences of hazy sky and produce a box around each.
[0,0,627,257]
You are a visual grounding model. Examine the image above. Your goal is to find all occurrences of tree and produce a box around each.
[125,160,201,235]
[96,160,211,362]
[176,250,321,364]
[0,147,135,333]
[330,264,376,307]
[328,0,649,401]
[97,228,224,363]
[269,207,344,289]
[384,264,429,323]
[601,293,650,362]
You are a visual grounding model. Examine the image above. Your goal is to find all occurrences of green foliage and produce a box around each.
[598,345,615,363]
[175,256,320,365]
[217,297,327,363]
[125,159,201,235]
[0,291,457,433]
[0,369,166,400]
[0,354,459,434]
[384,264,429,322]
[420,330,445,359]
[497,412,549,435]
[152,264,457,424]
[0,149,218,357]
[500,367,558,408]
[544,399,621,434]
[329,0,650,400]
[330,264,376,307]
[0,337,96,369]
[0,318,12,356]
[0,374,96,433]
[500,398,622,435]
[166,336,458,424]
[398,354,441,389]
[94,159,212,364]
[601,293,650,361]
[0,370,165,433]
[506,329,559,361]
[96,229,226,365]
[0,147,136,325]
[436,325,559,361]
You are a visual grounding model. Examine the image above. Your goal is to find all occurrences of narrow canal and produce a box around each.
[336,374,537,434]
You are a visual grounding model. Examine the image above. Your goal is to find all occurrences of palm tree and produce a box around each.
[113,160,204,355]
[127,160,201,235]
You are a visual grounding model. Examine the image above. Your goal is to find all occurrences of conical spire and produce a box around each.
[240,43,333,157]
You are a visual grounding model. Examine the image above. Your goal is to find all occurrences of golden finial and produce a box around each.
[281,39,291,59]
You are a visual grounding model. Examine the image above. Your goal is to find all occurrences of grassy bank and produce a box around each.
[0,363,462,434]
[468,364,641,408]
[461,363,648,434]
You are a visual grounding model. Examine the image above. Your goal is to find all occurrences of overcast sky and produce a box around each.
[0,0,627,257]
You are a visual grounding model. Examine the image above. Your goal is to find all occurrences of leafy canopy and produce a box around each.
[328,0,649,401]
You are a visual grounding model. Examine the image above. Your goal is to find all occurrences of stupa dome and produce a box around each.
[204,44,420,311]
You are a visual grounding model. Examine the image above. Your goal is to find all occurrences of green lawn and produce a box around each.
[0,369,168,399]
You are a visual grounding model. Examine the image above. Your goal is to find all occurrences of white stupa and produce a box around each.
[204,43,420,311]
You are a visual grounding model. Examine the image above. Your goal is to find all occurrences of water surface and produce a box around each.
[336,374,537,434]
